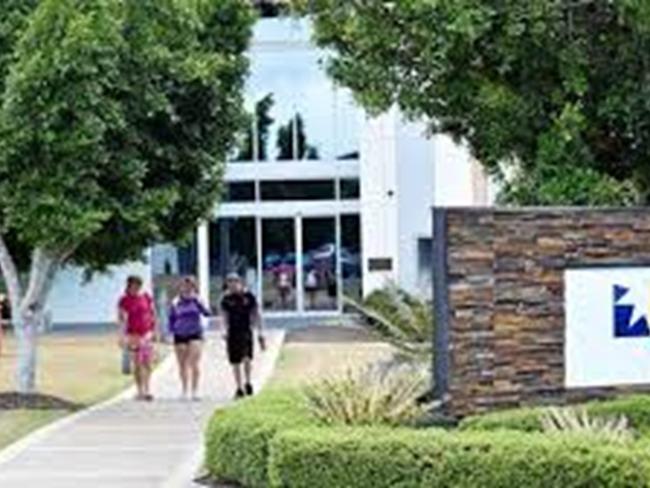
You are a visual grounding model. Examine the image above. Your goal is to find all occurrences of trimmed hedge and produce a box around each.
[461,395,650,435]
[206,390,650,487]
[205,389,315,488]
[270,427,650,488]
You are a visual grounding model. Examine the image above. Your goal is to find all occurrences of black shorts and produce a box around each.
[174,333,204,345]
[227,333,253,365]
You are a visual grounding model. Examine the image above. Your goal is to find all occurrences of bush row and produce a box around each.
[206,390,650,487]
[205,389,315,488]
[460,395,650,435]
[270,428,650,488]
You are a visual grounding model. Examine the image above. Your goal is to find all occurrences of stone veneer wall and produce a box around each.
[434,207,650,417]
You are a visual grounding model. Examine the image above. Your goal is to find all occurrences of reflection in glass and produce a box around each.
[260,180,335,201]
[223,182,256,202]
[262,219,296,311]
[209,218,258,306]
[339,179,360,200]
[342,214,362,308]
[303,218,337,311]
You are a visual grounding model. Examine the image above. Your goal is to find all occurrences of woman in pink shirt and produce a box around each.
[117,275,157,401]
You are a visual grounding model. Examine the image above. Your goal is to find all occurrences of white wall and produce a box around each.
[395,120,435,296]
[360,109,400,295]
[361,109,492,298]
[47,260,152,326]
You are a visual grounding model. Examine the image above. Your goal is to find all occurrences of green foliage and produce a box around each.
[304,364,429,427]
[0,0,254,270]
[307,0,650,204]
[461,395,650,436]
[345,284,433,362]
[206,389,650,487]
[540,407,633,444]
[205,389,315,488]
[269,427,650,488]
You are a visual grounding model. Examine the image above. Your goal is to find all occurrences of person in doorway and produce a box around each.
[168,276,211,400]
[305,268,319,308]
[220,272,265,399]
[117,276,157,401]
[275,262,292,309]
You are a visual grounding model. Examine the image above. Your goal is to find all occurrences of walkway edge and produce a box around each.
[0,347,177,467]
[161,329,286,488]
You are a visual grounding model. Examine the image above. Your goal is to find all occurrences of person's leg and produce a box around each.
[188,340,202,399]
[174,343,190,397]
[243,357,254,395]
[231,363,244,397]
[133,361,145,399]
[141,363,153,399]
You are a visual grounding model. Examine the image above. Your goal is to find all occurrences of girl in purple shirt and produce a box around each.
[168,277,211,400]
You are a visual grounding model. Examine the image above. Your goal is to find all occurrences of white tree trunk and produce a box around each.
[14,249,59,392]
[0,238,61,393]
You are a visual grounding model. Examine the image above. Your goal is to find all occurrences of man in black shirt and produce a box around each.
[220,273,265,398]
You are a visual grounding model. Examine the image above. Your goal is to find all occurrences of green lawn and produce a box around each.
[268,337,392,389]
[0,332,134,450]
[0,410,66,450]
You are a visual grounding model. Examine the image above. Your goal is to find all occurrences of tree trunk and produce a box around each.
[0,239,62,393]
[14,313,39,392]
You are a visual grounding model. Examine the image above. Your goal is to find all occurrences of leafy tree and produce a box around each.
[305,0,650,204]
[277,113,319,160]
[0,0,254,391]
[234,93,275,161]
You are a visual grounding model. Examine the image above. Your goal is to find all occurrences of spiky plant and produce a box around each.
[303,363,431,427]
[344,284,433,362]
[540,407,634,443]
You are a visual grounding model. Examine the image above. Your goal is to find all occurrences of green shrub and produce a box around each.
[345,284,433,362]
[205,389,315,488]
[304,363,430,426]
[269,427,650,488]
[540,407,633,443]
[461,395,650,436]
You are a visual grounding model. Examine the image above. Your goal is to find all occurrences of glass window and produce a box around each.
[262,218,297,311]
[209,218,258,306]
[417,238,433,298]
[231,19,362,163]
[260,180,335,201]
[339,179,360,200]
[341,214,362,307]
[303,218,337,311]
[223,182,255,202]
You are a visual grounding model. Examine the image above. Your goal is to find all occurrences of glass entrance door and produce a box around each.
[261,218,297,311]
[302,217,337,311]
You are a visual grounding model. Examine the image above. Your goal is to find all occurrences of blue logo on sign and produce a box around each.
[614,284,650,337]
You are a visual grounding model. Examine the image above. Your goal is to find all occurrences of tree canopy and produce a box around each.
[0,0,254,273]
[306,0,650,205]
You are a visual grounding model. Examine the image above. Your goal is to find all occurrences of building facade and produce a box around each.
[41,17,490,326]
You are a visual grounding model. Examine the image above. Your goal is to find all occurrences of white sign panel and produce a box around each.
[565,267,650,388]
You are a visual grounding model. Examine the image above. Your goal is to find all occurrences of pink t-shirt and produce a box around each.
[119,293,154,336]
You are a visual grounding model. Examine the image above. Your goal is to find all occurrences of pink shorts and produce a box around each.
[128,335,154,366]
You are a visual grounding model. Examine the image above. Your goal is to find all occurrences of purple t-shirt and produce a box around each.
[168,296,211,337]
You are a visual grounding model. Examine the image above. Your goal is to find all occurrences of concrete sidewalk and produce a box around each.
[0,330,285,488]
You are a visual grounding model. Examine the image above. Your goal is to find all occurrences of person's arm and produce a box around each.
[251,296,265,350]
[143,293,158,341]
[168,304,177,337]
[197,298,211,317]
[117,303,128,348]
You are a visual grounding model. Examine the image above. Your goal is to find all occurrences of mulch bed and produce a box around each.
[0,392,82,411]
